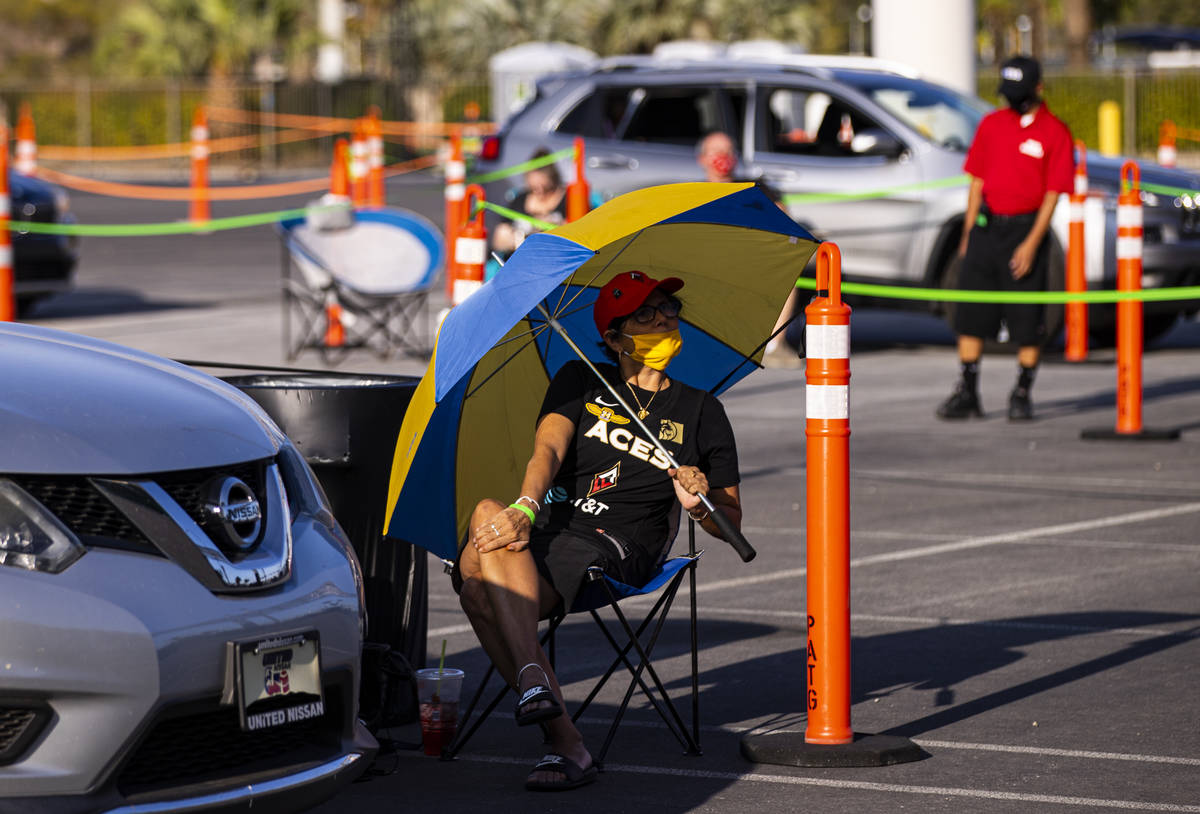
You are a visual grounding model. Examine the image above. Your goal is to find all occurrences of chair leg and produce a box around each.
[596,572,701,761]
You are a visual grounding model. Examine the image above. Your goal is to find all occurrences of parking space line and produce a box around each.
[453,753,1200,811]
[691,501,1200,595]
[567,718,1200,767]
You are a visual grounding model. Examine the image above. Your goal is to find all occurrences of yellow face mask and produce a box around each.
[621,329,683,371]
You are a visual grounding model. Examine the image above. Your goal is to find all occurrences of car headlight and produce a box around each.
[275,443,368,637]
[0,479,85,573]
[276,442,336,527]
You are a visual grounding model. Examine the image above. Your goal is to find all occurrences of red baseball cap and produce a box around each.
[592,270,684,337]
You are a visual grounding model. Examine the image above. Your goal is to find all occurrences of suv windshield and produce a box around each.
[832,70,993,151]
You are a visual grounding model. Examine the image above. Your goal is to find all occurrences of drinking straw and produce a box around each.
[434,639,447,699]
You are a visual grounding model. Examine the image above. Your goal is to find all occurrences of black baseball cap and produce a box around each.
[998,56,1041,99]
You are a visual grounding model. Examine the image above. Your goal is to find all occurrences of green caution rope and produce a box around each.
[464,147,575,185]
[472,199,556,231]
[6,207,312,236]
[794,276,1200,304]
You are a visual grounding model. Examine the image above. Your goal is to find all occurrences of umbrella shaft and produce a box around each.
[538,305,716,515]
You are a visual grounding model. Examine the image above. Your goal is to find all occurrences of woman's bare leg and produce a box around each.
[456,500,593,780]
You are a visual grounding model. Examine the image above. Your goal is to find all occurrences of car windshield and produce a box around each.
[833,71,993,151]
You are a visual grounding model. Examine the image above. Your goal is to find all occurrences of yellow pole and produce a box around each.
[1098,101,1121,157]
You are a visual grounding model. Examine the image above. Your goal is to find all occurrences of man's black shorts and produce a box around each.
[954,213,1050,346]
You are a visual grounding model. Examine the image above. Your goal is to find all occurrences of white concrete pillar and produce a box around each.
[871,0,976,95]
[316,0,345,83]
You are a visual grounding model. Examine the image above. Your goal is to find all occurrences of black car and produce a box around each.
[8,170,78,314]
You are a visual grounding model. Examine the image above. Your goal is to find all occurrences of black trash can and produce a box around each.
[223,373,428,673]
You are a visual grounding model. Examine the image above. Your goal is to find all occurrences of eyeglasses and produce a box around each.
[629,296,682,324]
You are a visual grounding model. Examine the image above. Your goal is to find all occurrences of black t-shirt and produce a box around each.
[537,361,739,555]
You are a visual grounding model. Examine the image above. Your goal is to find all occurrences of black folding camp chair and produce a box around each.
[442,510,704,765]
[277,206,444,361]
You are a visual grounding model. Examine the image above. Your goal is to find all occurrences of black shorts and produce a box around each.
[452,525,655,616]
[954,213,1050,346]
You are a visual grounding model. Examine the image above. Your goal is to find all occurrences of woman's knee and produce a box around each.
[458,576,493,621]
[471,498,506,526]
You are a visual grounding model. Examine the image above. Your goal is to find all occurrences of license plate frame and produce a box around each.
[233,630,325,732]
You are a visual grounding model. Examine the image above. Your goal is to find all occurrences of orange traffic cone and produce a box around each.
[567,137,591,222]
[15,102,36,177]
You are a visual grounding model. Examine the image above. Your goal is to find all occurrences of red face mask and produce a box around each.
[708,152,736,177]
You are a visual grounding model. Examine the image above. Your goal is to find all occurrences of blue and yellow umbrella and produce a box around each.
[383,182,818,560]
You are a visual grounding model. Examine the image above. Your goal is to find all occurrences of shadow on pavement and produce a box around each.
[24,288,207,319]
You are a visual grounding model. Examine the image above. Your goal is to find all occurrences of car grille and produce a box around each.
[9,459,269,554]
[0,704,50,765]
[12,476,154,550]
[116,688,344,796]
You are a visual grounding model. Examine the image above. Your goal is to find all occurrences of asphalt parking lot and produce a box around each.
[27,175,1200,813]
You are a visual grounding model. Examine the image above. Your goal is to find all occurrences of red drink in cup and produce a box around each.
[415,667,464,757]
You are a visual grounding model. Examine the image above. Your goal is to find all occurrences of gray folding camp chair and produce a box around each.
[277,206,444,361]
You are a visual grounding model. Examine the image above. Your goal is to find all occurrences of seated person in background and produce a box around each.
[488,150,567,278]
[696,131,738,183]
[453,271,742,791]
[695,132,797,358]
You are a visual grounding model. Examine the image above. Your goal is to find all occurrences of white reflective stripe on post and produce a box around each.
[1117,236,1143,260]
[444,183,465,201]
[368,137,383,167]
[452,278,482,303]
[1069,202,1085,222]
[0,196,9,217]
[455,236,486,265]
[806,385,849,420]
[1117,204,1143,229]
[1158,145,1177,166]
[0,246,12,267]
[1074,174,1087,196]
[805,324,850,359]
[445,160,465,182]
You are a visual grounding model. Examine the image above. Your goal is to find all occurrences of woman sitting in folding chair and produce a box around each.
[453,270,743,792]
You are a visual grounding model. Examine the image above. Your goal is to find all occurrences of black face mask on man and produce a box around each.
[1003,91,1039,115]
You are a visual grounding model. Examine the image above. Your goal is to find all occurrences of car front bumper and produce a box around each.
[0,516,375,812]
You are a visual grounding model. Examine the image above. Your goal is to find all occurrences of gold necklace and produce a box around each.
[625,378,664,420]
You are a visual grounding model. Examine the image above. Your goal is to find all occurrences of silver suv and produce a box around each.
[477,54,1200,342]
[0,323,375,812]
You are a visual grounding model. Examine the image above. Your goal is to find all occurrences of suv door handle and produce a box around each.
[588,155,639,170]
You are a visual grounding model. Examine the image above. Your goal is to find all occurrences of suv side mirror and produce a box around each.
[850,128,905,158]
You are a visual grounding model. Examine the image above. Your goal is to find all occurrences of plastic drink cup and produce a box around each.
[415,667,464,756]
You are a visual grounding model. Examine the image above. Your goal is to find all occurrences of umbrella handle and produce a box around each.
[696,493,756,562]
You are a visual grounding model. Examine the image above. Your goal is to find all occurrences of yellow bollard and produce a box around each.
[1098,101,1121,157]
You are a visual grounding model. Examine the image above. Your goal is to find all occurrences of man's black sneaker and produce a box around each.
[936,385,983,419]
[1008,387,1034,421]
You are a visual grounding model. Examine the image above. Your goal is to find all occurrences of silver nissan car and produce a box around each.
[0,323,375,812]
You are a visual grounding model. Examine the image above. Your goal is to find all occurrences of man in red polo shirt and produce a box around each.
[938,56,1074,421]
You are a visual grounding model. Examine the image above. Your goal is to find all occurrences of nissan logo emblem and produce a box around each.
[202,476,262,552]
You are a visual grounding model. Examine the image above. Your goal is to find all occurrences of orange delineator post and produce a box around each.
[1064,139,1089,362]
[329,138,351,199]
[367,106,385,206]
[452,184,487,306]
[566,137,591,222]
[350,118,369,206]
[15,102,37,177]
[0,123,14,322]
[1157,120,1177,168]
[1116,161,1144,434]
[804,242,853,746]
[443,132,466,297]
[189,107,210,224]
